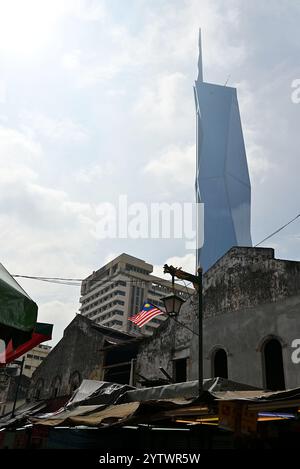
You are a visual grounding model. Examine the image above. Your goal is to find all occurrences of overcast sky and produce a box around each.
[0,0,299,345]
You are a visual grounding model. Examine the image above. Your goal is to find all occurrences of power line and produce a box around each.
[13,275,83,282]
[12,274,194,289]
[178,279,195,302]
[13,275,82,286]
[12,211,300,287]
[255,212,300,247]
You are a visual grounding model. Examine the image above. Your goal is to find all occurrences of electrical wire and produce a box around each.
[178,279,195,301]
[170,315,199,337]
[13,275,83,281]
[255,212,300,247]
[12,274,195,289]
[12,275,199,336]
[12,211,300,287]
[10,212,300,343]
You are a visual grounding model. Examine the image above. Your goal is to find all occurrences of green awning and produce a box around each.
[0,263,38,348]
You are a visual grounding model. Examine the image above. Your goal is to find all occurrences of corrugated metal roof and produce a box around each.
[3,379,300,430]
[31,402,140,427]
[68,402,140,427]
[67,380,134,407]
[0,401,47,428]
[123,377,259,403]
[31,404,105,426]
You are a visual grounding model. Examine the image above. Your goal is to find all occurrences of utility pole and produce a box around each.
[163,264,203,397]
[11,356,25,418]
[197,267,203,397]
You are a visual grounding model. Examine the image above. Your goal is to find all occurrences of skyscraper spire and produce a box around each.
[197,28,203,82]
[194,30,252,271]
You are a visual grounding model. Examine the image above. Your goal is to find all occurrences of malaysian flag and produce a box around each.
[128,302,164,328]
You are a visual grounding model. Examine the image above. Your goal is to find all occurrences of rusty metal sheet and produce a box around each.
[69,402,140,427]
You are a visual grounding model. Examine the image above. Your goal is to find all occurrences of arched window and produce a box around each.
[212,348,228,379]
[263,338,285,391]
[69,371,81,394]
[51,375,62,398]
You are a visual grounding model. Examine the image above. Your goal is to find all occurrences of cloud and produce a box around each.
[0,124,42,189]
[75,162,114,183]
[36,299,80,346]
[61,44,133,88]
[71,0,107,22]
[60,0,244,89]
[0,0,106,58]
[235,80,278,184]
[0,80,6,103]
[0,125,43,163]
[144,144,195,187]
[0,143,95,233]
[103,252,118,264]
[0,0,299,346]
[134,73,190,134]
[0,123,98,274]
[61,50,81,71]
[246,139,276,184]
[0,120,112,344]
[19,112,89,143]
[153,253,196,279]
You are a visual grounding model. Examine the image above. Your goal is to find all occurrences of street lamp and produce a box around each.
[161,293,186,318]
[163,264,203,397]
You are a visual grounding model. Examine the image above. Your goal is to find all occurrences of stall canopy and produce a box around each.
[0,263,38,348]
[2,322,53,364]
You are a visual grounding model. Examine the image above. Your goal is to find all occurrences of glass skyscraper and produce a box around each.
[194,31,252,272]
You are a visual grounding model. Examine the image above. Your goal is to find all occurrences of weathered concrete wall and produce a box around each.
[28,247,300,393]
[136,320,174,382]
[0,374,30,416]
[136,295,197,383]
[189,293,300,388]
[29,315,105,399]
[203,247,300,317]
[136,247,300,389]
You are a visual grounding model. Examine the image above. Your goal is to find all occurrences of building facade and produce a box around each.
[0,366,30,416]
[29,315,139,400]
[27,247,300,397]
[22,344,52,379]
[136,247,300,391]
[0,345,51,415]
[194,31,252,272]
[79,253,193,336]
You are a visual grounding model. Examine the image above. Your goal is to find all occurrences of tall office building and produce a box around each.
[79,254,194,336]
[194,30,252,272]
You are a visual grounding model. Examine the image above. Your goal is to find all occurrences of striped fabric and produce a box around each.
[128,302,164,327]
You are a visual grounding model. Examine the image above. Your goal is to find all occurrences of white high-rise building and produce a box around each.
[79,253,194,335]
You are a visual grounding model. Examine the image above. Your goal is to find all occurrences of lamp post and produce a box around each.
[163,264,203,397]
[197,267,203,397]
[161,293,186,318]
